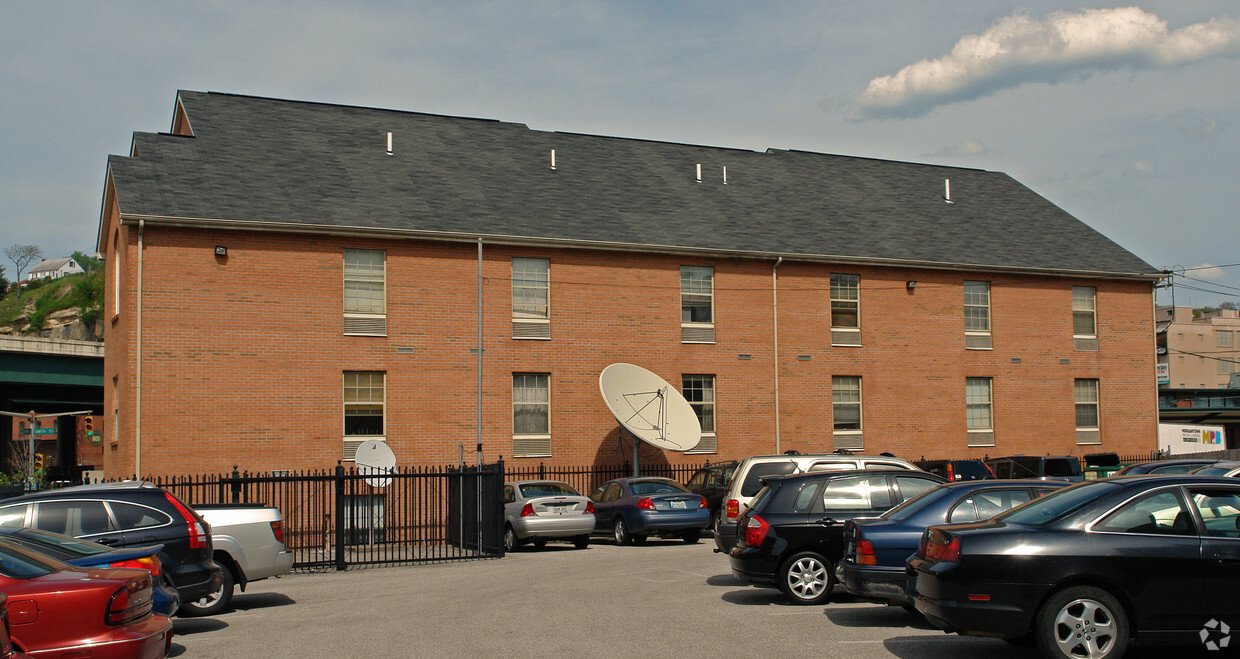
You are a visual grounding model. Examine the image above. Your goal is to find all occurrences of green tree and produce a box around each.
[4,244,43,301]
[71,251,102,272]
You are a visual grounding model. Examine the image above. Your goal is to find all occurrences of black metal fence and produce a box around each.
[148,461,505,571]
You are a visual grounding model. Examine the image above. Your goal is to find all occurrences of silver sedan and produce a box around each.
[503,480,596,551]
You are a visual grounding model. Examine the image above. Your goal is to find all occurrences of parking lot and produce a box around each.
[170,537,1018,658]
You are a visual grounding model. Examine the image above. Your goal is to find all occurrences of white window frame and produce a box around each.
[512,257,550,340]
[830,274,861,346]
[680,266,715,343]
[966,377,994,446]
[513,373,551,457]
[1072,286,1097,348]
[832,376,863,449]
[343,371,386,460]
[1075,378,1102,445]
[683,375,717,454]
[343,249,386,336]
[964,280,991,349]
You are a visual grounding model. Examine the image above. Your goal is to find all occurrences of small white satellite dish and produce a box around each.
[599,363,701,452]
[355,439,397,487]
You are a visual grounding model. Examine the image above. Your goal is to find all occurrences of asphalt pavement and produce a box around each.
[167,538,1198,658]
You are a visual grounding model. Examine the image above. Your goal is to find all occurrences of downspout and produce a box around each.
[772,257,782,454]
[136,219,144,478]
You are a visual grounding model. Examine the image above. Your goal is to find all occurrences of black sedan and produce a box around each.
[909,475,1240,658]
[837,479,1065,609]
[729,469,945,605]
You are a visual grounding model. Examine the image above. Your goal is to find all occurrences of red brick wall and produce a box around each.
[103,225,1158,478]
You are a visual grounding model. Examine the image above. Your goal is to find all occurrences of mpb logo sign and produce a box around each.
[1201,619,1231,651]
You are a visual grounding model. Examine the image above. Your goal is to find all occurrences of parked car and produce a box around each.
[0,526,179,617]
[1114,458,1226,476]
[684,460,738,531]
[984,455,1083,482]
[1188,460,1240,477]
[0,538,172,658]
[0,481,222,605]
[714,453,922,553]
[187,504,295,616]
[590,477,710,545]
[914,459,994,482]
[909,475,1240,658]
[729,469,946,605]
[836,479,1065,609]
[502,480,595,551]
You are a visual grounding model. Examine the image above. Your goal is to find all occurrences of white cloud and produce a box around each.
[849,7,1240,120]
[1191,263,1226,280]
[937,140,988,156]
[1134,160,1155,174]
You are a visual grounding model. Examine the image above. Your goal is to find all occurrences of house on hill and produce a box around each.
[96,90,1163,478]
[26,257,84,282]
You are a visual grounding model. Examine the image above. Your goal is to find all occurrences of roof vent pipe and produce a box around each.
[386,132,393,156]
[723,166,728,185]
[944,178,953,204]
[696,163,702,183]
[550,149,556,171]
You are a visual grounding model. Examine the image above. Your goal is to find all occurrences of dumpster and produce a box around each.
[1083,452,1121,480]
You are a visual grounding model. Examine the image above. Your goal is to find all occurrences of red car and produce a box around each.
[0,594,31,659]
[0,540,172,658]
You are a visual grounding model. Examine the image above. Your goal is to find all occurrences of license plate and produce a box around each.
[671,501,687,509]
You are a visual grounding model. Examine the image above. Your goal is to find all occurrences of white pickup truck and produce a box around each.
[181,503,295,616]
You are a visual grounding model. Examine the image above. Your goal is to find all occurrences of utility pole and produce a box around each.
[0,410,92,486]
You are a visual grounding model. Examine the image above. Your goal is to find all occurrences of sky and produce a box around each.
[2,1,1238,307]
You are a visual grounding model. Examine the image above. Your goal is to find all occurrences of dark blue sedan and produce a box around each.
[836,479,1065,608]
[589,477,710,545]
[0,526,181,616]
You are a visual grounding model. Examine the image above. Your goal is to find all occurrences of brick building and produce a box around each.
[97,91,1162,478]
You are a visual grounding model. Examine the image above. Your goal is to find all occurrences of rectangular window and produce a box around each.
[343,249,386,335]
[1217,331,1234,348]
[830,274,861,346]
[832,376,863,450]
[966,377,994,446]
[964,280,992,349]
[512,257,550,339]
[1075,378,1101,445]
[681,266,715,343]
[513,373,551,457]
[1219,358,1235,375]
[1072,286,1097,350]
[683,375,717,454]
[343,371,385,460]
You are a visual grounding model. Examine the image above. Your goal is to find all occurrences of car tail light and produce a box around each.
[271,520,286,544]
[726,499,739,520]
[857,539,877,566]
[106,575,153,626]
[110,555,162,576]
[585,501,595,514]
[636,498,655,511]
[698,496,708,509]
[520,503,537,517]
[744,514,769,547]
[165,492,210,550]
[946,463,957,481]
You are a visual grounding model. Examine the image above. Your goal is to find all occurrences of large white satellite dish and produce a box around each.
[599,363,701,452]
[355,439,397,487]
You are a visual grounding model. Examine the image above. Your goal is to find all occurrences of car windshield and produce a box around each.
[996,481,1120,526]
[4,528,111,559]
[881,486,953,521]
[741,461,800,497]
[0,539,68,578]
[630,480,688,495]
[519,482,579,498]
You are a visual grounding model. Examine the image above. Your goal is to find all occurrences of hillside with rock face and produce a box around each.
[1,271,103,342]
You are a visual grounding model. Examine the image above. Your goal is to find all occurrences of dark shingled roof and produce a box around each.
[104,91,1157,279]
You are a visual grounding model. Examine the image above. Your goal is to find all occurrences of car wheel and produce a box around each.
[778,551,834,605]
[1034,586,1129,659]
[709,509,719,533]
[503,525,520,553]
[682,529,701,544]
[179,565,234,617]
[573,535,589,549]
[532,538,548,548]
[613,517,632,545]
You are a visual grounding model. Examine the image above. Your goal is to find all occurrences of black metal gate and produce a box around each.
[154,460,505,570]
